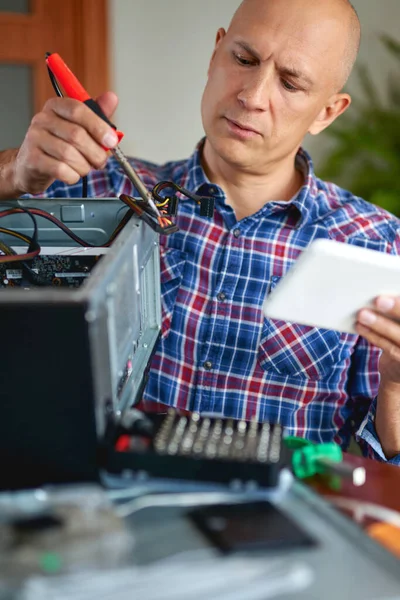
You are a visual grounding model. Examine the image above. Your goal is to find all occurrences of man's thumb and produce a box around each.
[96,91,119,120]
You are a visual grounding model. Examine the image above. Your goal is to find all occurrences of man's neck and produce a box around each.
[201,141,304,221]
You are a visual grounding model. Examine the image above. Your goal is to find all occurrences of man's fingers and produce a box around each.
[356,323,396,355]
[95,91,119,120]
[37,130,93,177]
[355,296,400,349]
[374,295,400,320]
[32,111,108,170]
[20,150,83,191]
[44,97,119,150]
[357,309,400,347]
[12,93,118,195]
[356,323,400,368]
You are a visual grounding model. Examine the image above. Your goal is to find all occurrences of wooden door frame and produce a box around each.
[0,0,109,113]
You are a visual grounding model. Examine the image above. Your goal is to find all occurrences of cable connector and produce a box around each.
[165,196,179,216]
[199,197,215,218]
[152,181,216,219]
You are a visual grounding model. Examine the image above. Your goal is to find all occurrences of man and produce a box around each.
[1,0,400,464]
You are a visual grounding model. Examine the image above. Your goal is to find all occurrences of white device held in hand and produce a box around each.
[262,238,400,334]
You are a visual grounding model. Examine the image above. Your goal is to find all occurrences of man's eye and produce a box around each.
[233,52,255,66]
[281,79,298,92]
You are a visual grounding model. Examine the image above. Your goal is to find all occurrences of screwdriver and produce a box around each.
[285,436,366,487]
[315,456,366,487]
[45,52,160,217]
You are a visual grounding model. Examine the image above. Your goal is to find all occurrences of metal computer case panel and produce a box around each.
[84,212,161,427]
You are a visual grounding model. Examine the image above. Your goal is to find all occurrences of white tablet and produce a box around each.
[262,238,400,333]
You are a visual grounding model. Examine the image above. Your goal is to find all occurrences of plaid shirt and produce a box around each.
[40,141,400,464]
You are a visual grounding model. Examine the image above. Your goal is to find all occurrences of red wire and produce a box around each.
[0,247,40,263]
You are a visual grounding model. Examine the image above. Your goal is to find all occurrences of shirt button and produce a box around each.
[233,228,241,238]
[217,292,226,301]
[208,186,218,195]
[203,361,213,370]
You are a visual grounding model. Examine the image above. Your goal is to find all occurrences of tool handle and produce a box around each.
[291,442,342,479]
[46,52,90,102]
[46,52,124,147]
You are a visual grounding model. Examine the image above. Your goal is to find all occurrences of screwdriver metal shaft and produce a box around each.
[112,146,161,216]
[317,457,366,486]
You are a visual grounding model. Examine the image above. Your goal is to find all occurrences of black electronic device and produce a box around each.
[188,500,317,553]
[106,411,287,488]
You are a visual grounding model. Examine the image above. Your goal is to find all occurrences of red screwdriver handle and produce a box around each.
[46,53,91,102]
[46,52,124,147]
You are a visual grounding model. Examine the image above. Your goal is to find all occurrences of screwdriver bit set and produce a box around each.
[108,410,286,488]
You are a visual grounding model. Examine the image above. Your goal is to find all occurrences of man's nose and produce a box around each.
[237,70,271,111]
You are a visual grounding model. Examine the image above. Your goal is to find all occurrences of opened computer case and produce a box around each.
[0,198,161,489]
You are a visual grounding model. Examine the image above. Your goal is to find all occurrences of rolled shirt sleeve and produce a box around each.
[356,397,400,465]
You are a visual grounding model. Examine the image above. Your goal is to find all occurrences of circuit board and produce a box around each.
[0,254,102,289]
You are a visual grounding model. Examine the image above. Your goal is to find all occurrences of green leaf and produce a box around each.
[370,190,400,216]
[355,64,381,108]
[387,74,400,106]
[380,34,400,61]
[317,34,400,215]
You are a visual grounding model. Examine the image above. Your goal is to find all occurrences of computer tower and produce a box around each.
[0,198,161,489]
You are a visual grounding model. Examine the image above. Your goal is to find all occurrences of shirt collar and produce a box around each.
[288,148,320,227]
[181,140,320,227]
[181,139,220,198]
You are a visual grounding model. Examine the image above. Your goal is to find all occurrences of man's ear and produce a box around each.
[207,28,226,75]
[308,93,351,135]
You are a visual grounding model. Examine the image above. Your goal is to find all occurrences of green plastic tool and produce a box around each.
[285,436,343,479]
[284,436,366,486]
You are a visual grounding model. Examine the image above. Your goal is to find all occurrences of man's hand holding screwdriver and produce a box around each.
[0,91,119,199]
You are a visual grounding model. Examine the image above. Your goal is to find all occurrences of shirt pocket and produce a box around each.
[258,276,341,380]
[159,246,187,339]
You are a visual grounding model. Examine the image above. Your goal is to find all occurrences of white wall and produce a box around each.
[109,0,400,168]
[109,0,238,163]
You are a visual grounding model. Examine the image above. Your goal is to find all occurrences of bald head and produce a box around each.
[229,0,361,90]
[341,1,361,86]
[201,0,358,173]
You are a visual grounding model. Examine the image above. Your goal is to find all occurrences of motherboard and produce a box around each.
[0,253,103,289]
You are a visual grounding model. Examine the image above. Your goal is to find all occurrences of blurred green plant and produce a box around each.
[317,35,400,216]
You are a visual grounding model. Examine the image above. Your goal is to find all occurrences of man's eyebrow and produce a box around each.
[234,41,314,87]
[234,41,261,60]
[279,67,314,87]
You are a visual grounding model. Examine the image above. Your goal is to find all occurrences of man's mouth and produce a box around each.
[225,117,261,137]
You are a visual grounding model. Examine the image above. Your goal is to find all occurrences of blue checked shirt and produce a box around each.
[37,140,400,465]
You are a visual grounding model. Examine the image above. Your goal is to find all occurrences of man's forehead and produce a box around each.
[227,6,348,80]
[233,0,353,22]
[228,0,349,54]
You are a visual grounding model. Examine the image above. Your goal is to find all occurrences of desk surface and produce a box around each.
[136,403,400,559]
[308,453,400,557]
[1,453,400,599]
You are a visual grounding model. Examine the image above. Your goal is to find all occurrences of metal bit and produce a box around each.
[256,422,271,463]
[268,424,282,463]
[317,458,366,486]
[180,412,201,455]
[167,416,187,455]
[154,409,176,454]
[232,420,247,460]
[112,146,160,217]
[192,418,211,455]
[204,418,223,459]
[244,418,260,461]
[216,418,235,459]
